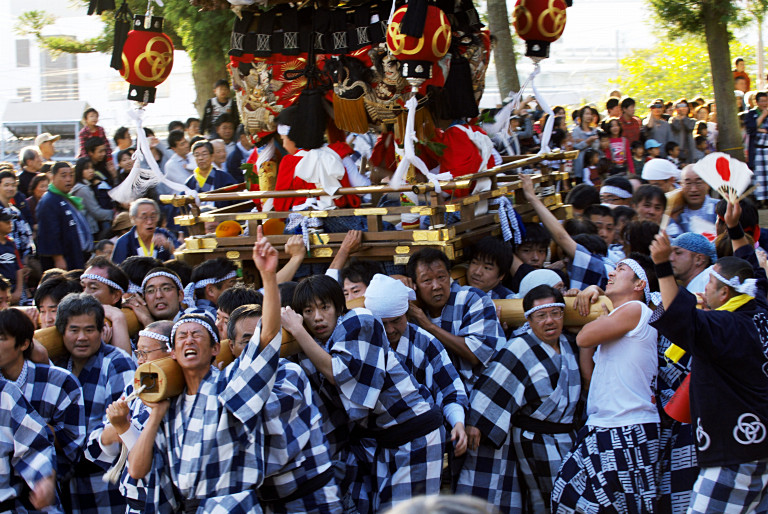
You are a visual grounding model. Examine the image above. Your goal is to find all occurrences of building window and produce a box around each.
[16,88,31,102]
[41,48,79,101]
[16,40,30,68]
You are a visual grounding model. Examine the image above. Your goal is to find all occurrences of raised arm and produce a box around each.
[252,225,280,345]
[127,400,168,479]
[520,174,576,258]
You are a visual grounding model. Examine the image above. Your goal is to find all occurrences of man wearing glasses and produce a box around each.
[642,98,672,157]
[184,140,236,209]
[111,199,176,264]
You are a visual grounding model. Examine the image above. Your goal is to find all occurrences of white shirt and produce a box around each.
[164,152,195,186]
[587,300,660,428]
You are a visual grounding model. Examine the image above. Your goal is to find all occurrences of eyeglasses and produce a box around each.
[193,151,210,159]
[133,347,165,359]
[136,214,159,222]
[144,285,176,295]
[530,308,564,322]
[650,104,663,109]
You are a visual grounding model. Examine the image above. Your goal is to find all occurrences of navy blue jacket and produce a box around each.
[111,226,175,265]
[653,244,768,467]
[36,192,85,270]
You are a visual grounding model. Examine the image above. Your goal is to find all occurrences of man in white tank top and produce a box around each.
[552,253,661,513]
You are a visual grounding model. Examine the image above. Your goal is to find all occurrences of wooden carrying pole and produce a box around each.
[144,295,607,402]
[493,296,613,328]
[158,151,579,206]
[34,308,142,362]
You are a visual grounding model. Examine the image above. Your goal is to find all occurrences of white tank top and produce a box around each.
[586,300,660,428]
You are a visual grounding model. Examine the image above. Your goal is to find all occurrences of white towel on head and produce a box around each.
[364,274,416,319]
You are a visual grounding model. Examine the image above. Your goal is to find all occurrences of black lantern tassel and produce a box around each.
[110,1,133,70]
[400,0,428,38]
[88,0,116,15]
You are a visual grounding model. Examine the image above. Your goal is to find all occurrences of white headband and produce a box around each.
[524,302,565,319]
[619,258,662,306]
[364,274,417,319]
[141,271,184,294]
[171,317,219,346]
[138,329,172,352]
[600,185,633,199]
[277,124,290,136]
[127,282,142,294]
[183,270,237,306]
[710,267,757,298]
[81,273,125,294]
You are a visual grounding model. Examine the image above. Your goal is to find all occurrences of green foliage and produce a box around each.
[648,0,739,38]
[612,36,754,113]
[241,162,257,189]
[15,0,230,61]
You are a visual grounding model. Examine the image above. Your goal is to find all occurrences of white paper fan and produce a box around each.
[692,152,753,201]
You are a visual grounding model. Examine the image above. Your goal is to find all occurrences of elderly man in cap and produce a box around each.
[670,233,717,294]
[642,158,680,193]
[35,133,60,161]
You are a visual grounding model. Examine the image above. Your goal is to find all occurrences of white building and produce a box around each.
[0,0,198,163]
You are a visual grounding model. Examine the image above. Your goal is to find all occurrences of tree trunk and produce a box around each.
[191,53,229,117]
[703,0,743,160]
[758,14,765,89]
[487,0,520,101]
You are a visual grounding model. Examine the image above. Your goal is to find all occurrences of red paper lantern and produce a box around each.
[512,0,567,59]
[386,5,451,80]
[120,15,174,103]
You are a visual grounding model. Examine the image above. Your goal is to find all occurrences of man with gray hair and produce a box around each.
[111,198,177,264]
[18,146,42,197]
[52,292,135,514]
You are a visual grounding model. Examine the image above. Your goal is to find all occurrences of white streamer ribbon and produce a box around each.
[255,139,277,212]
[113,107,199,204]
[390,95,452,193]
[710,267,758,298]
[486,71,538,156]
[527,64,555,154]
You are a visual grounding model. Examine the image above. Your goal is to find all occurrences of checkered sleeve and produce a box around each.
[453,287,505,368]
[221,324,281,431]
[568,243,608,291]
[468,345,528,448]
[26,365,86,472]
[48,372,85,473]
[1,380,55,490]
[330,309,386,423]
[414,326,469,414]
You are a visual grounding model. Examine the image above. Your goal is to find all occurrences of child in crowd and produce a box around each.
[602,117,633,174]
[630,140,645,176]
[0,210,23,304]
[666,141,682,168]
[466,236,515,299]
[78,108,113,162]
[582,148,601,186]
[201,79,238,137]
[645,139,662,160]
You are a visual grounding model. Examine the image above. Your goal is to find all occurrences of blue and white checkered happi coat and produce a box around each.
[152,328,281,513]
